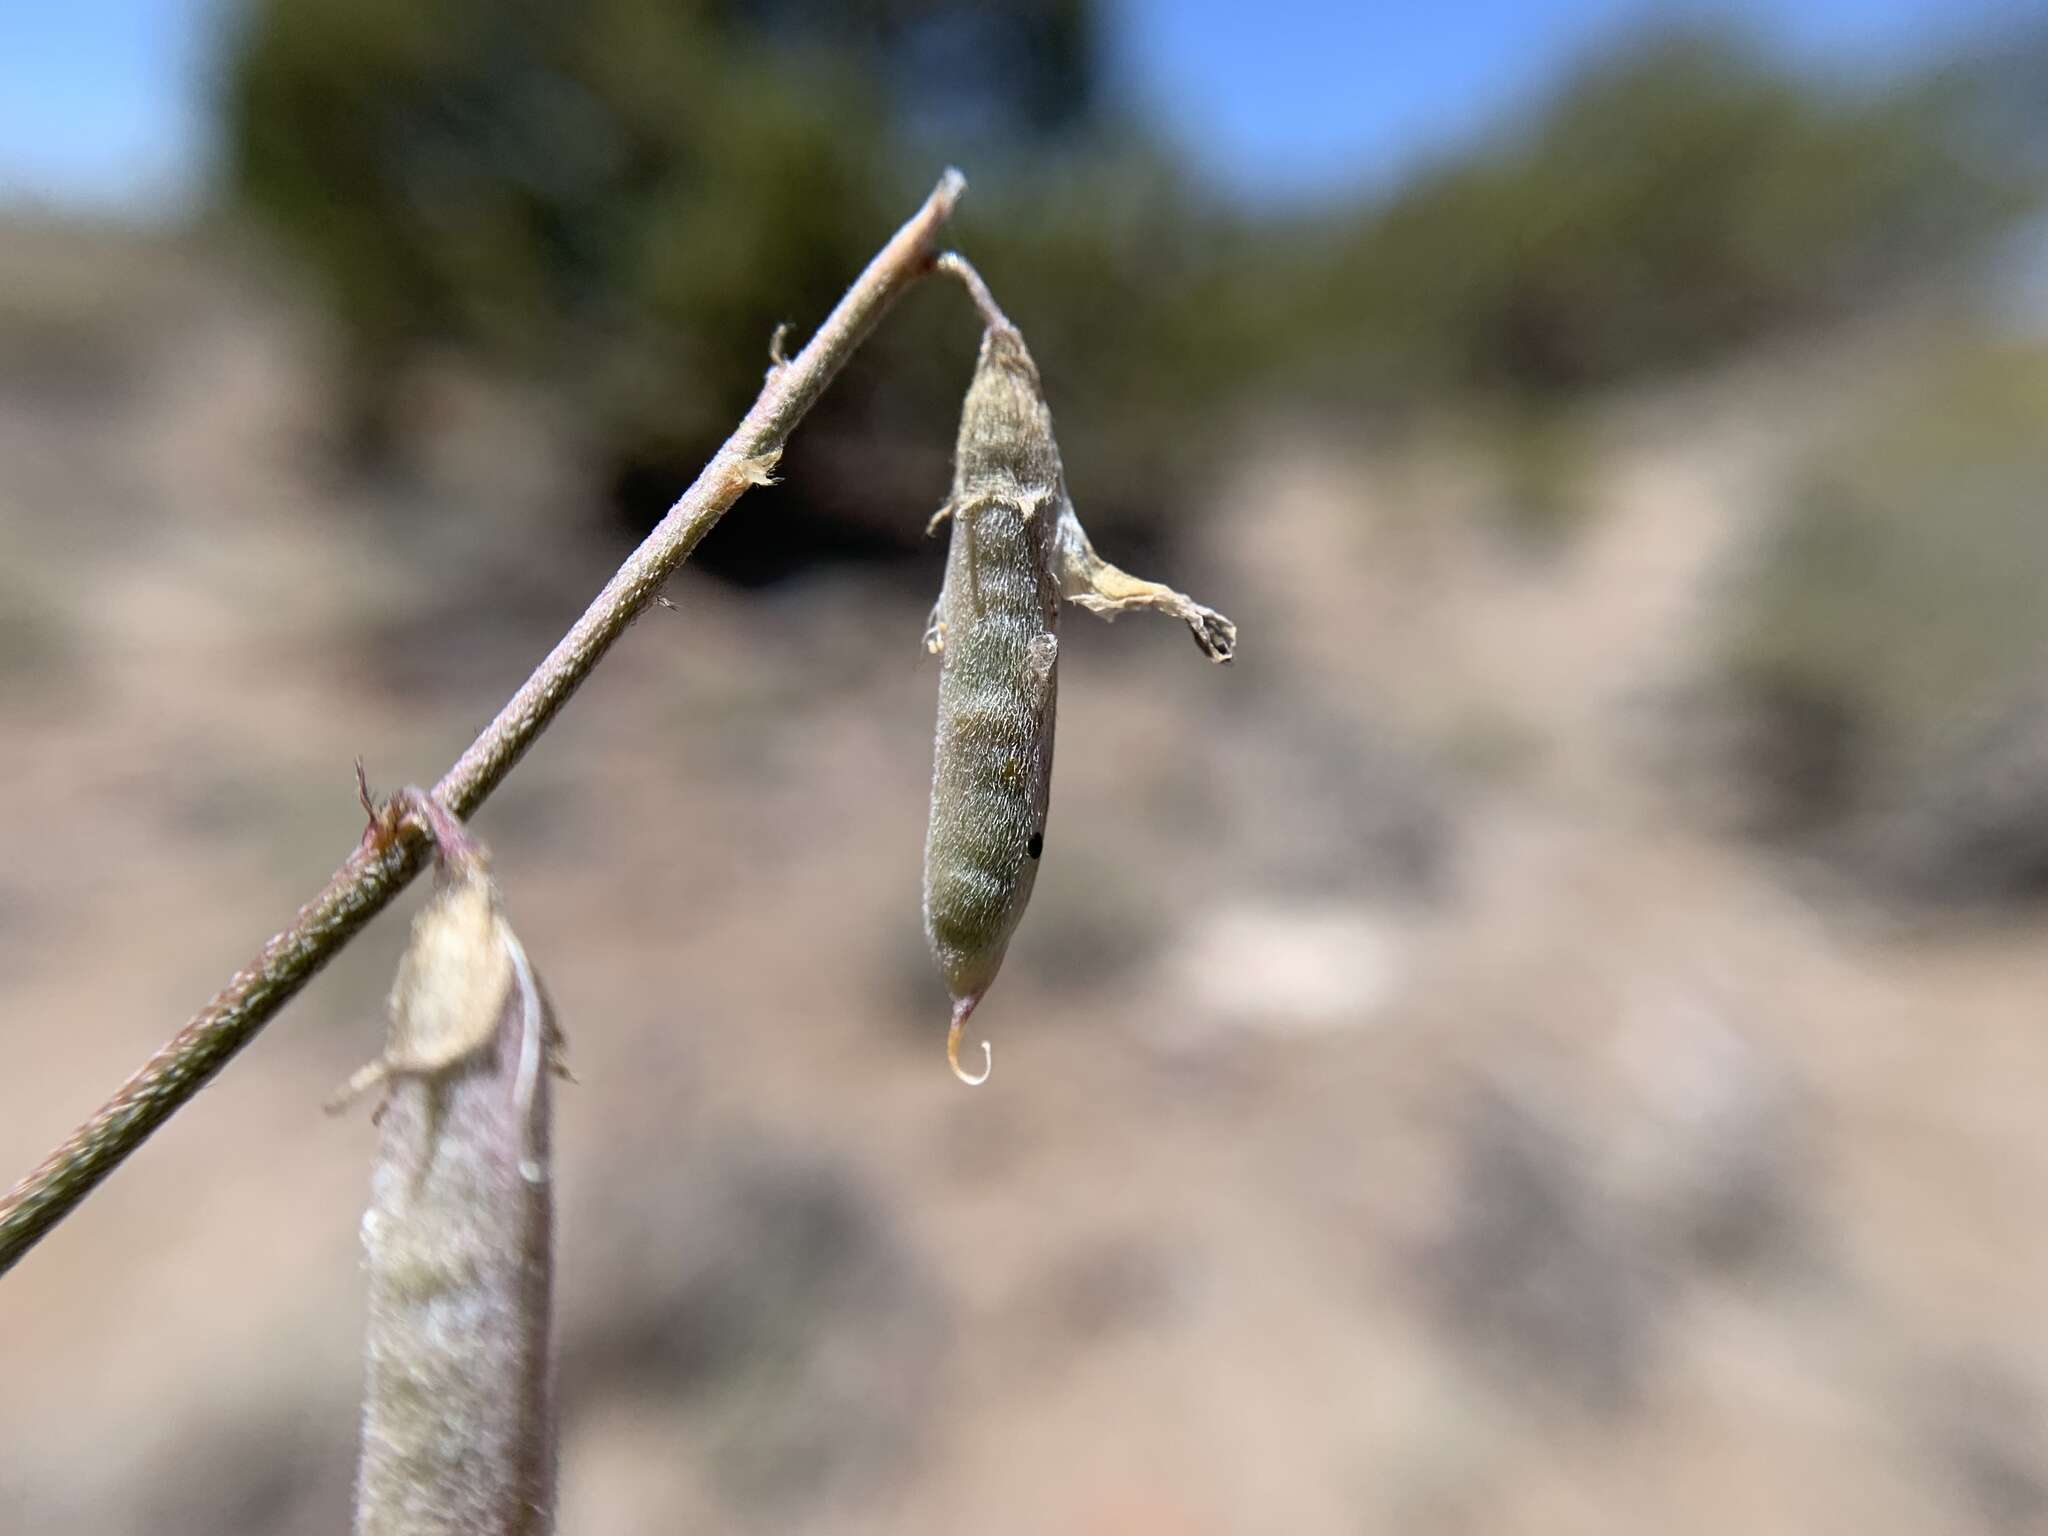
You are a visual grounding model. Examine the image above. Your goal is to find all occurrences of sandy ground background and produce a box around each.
[2,221,2045,1535]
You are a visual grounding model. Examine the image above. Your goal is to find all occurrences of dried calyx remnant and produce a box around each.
[330,787,566,1536]
[920,252,1236,1086]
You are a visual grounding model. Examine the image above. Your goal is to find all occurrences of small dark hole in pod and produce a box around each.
[1028,831,1044,859]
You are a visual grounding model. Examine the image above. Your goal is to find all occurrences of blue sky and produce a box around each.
[0,0,2038,214]
[1113,0,2041,202]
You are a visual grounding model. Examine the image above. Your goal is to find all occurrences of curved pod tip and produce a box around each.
[947,992,992,1086]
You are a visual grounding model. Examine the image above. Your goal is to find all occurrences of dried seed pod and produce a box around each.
[332,792,560,1536]
[922,255,1236,1084]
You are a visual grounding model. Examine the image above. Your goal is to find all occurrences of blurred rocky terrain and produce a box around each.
[4,204,2048,1535]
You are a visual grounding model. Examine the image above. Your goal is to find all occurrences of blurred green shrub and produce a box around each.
[221,10,2036,568]
[221,0,1223,573]
[1713,341,2048,899]
[1269,27,2035,406]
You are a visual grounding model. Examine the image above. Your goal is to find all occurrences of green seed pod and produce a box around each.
[922,312,1064,1086]
[922,255,1238,1085]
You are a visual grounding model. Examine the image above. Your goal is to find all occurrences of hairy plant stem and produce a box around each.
[0,168,967,1278]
